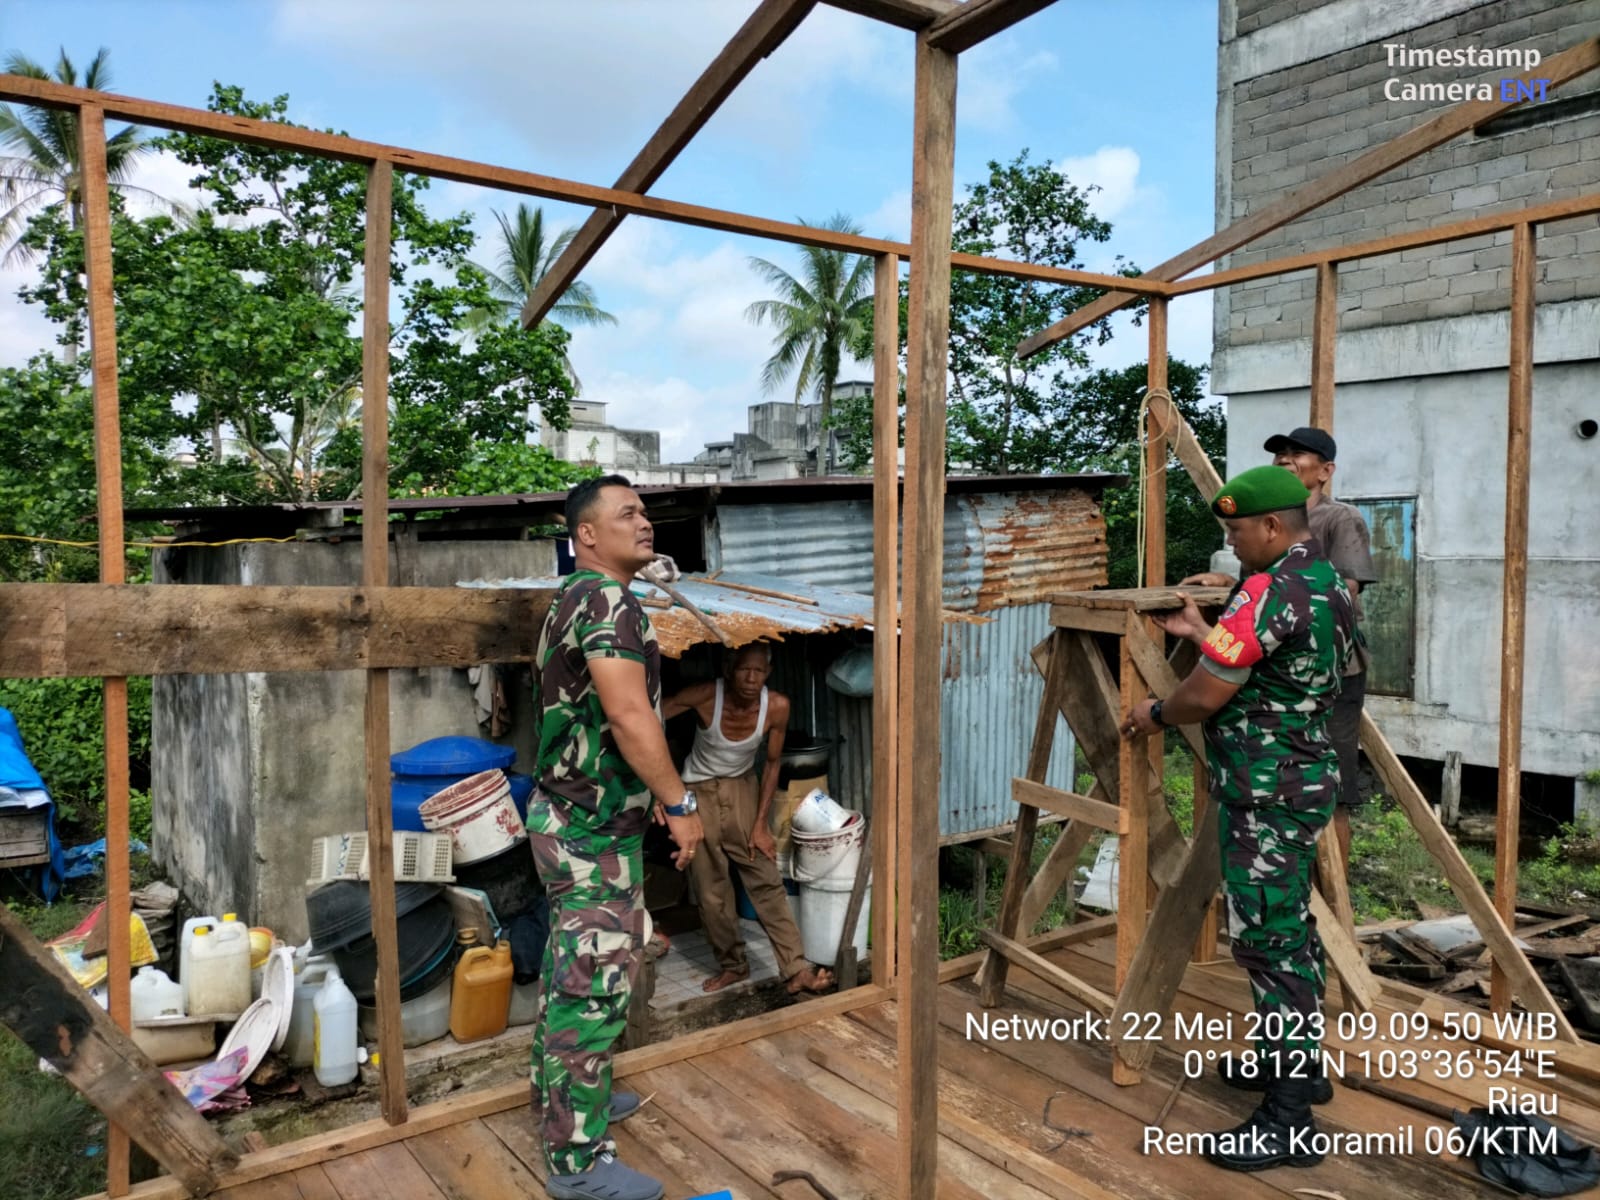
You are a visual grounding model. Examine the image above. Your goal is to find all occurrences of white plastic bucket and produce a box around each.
[789,788,851,835]
[420,770,525,865]
[799,877,870,964]
[790,812,866,885]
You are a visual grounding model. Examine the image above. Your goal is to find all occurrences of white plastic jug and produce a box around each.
[186,922,252,1017]
[178,914,219,1013]
[284,955,334,1068]
[130,966,184,1022]
[313,966,359,1087]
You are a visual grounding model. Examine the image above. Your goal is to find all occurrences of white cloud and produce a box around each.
[957,45,1059,135]
[861,188,910,242]
[271,0,898,173]
[1055,146,1144,221]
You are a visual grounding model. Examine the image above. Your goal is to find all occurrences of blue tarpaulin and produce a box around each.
[0,707,65,901]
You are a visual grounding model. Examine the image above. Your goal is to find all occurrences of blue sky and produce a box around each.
[1,1,1219,461]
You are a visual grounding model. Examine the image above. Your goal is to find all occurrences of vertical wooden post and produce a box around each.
[1309,261,1338,434]
[79,102,132,1198]
[871,251,900,980]
[1191,755,1218,963]
[897,31,957,1200]
[1143,296,1168,589]
[1142,299,1168,941]
[1491,222,1535,1013]
[1114,618,1150,1086]
[361,160,406,1125]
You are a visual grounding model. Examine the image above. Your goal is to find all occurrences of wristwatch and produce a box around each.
[663,791,698,817]
[1150,700,1168,728]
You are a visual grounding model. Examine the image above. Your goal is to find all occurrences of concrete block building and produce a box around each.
[1213,0,1600,817]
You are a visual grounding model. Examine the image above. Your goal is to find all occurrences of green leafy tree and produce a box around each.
[470,202,616,392]
[17,85,577,505]
[448,442,601,496]
[1065,358,1226,588]
[745,213,875,446]
[834,151,1138,474]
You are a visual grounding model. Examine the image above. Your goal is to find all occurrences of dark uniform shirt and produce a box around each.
[1308,497,1377,677]
[1198,539,1355,809]
[533,569,660,836]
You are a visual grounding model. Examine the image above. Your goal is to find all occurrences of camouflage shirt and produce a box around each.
[534,569,661,835]
[1198,539,1355,809]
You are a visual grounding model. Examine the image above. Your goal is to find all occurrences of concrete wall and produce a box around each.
[1216,0,1600,363]
[1214,0,1600,785]
[152,537,556,943]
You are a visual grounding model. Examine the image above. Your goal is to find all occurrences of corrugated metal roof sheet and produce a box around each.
[713,488,1109,613]
[458,572,978,659]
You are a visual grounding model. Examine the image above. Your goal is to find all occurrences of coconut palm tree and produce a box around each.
[0,47,167,263]
[470,203,616,394]
[744,213,875,444]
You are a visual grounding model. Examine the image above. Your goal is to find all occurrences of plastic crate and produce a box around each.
[308,832,455,886]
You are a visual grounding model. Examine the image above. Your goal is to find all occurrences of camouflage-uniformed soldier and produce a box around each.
[529,474,703,1200]
[1123,464,1353,1173]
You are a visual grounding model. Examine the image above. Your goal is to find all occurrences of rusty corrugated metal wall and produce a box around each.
[712,487,1104,840]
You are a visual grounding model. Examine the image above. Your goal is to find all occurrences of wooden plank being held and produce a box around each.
[1012,778,1119,830]
[1014,36,1600,358]
[519,0,816,328]
[0,902,238,1195]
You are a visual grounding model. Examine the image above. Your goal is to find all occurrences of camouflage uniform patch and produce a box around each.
[1201,539,1355,1065]
[527,569,657,1175]
[526,796,646,1176]
[535,569,660,837]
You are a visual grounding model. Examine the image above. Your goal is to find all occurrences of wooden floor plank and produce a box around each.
[632,1056,900,1200]
[282,1166,343,1200]
[752,1024,1059,1200]
[318,1144,448,1200]
[945,969,1510,1200]
[405,1118,545,1200]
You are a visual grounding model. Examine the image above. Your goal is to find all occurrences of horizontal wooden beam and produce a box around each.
[1015,35,1600,357]
[520,0,816,328]
[1012,777,1119,831]
[1166,187,1600,296]
[0,903,238,1196]
[0,584,552,677]
[977,929,1115,1015]
[0,75,1168,298]
[820,0,957,28]
[926,0,1057,54]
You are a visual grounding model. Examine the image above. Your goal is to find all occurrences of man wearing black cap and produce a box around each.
[1184,426,1376,872]
[1125,464,1355,1172]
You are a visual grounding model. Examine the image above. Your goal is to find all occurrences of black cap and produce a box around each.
[1263,426,1336,461]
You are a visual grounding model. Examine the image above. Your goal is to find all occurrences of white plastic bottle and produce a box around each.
[186,922,252,1016]
[285,950,334,1068]
[178,913,219,1012]
[313,965,359,1087]
[130,965,185,1022]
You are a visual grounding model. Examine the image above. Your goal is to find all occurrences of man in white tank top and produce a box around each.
[664,645,835,995]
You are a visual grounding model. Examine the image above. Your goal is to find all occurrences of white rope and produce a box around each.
[1134,385,1173,590]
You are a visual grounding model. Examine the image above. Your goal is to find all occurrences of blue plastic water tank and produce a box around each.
[390,737,528,832]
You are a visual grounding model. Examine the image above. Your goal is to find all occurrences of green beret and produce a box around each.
[1210,464,1310,518]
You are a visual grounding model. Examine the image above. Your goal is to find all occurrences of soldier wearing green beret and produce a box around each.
[1122,463,1355,1172]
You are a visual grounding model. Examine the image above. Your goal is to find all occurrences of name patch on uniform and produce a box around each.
[1201,574,1268,670]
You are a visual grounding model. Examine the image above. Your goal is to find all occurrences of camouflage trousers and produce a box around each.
[526,797,646,1176]
[1220,796,1335,1062]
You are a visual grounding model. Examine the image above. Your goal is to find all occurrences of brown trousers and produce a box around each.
[687,772,807,979]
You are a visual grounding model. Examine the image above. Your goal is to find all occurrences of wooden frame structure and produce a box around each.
[979,29,1600,1087]
[2,8,1600,1197]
